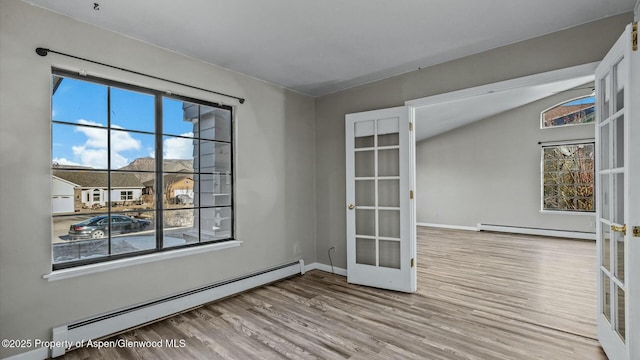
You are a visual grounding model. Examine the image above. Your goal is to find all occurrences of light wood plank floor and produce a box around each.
[63,228,605,359]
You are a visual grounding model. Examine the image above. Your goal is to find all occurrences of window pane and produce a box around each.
[614,57,625,113]
[109,172,147,208]
[162,173,195,208]
[601,74,611,119]
[378,149,399,177]
[614,115,624,168]
[355,151,374,177]
[602,225,610,271]
[111,87,155,133]
[356,209,375,237]
[617,286,625,340]
[378,180,400,207]
[162,97,198,138]
[201,207,232,242]
[110,130,155,170]
[614,230,624,283]
[603,272,611,322]
[601,174,610,220]
[600,123,610,170]
[379,210,400,238]
[379,240,400,269]
[614,173,624,225]
[198,173,232,207]
[200,105,232,142]
[52,76,107,125]
[163,135,195,163]
[198,141,231,173]
[53,237,109,264]
[355,180,375,207]
[163,209,196,248]
[356,238,376,266]
[52,123,109,170]
[541,95,595,128]
[107,212,155,255]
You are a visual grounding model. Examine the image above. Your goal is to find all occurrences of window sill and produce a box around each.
[43,240,243,282]
[539,210,595,216]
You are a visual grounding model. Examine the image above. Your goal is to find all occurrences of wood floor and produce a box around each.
[63,228,606,359]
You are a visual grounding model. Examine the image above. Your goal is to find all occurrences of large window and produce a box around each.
[51,70,233,269]
[542,143,595,212]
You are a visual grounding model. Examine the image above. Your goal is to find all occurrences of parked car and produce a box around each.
[174,194,193,205]
[68,215,152,240]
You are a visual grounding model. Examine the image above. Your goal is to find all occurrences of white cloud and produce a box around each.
[70,119,141,168]
[163,133,194,160]
[52,157,81,166]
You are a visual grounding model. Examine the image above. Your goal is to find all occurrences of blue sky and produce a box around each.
[52,76,196,169]
[564,95,595,106]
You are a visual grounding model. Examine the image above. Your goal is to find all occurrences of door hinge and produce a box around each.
[409,190,414,199]
[411,258,415,268]
[633,22,638,52]
[409,122,413,131]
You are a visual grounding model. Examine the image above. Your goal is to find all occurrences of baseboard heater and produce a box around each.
[478,223,595,240]
[50,260,304,358]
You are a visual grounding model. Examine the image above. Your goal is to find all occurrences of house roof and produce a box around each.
[52,170,144,188]
[142,174,194,187]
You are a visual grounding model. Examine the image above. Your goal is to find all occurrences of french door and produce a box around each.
[345,106,416,293]
[595,22,639,360]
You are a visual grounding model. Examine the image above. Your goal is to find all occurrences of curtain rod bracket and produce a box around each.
[34,47,246,104]
[36,47,49,56]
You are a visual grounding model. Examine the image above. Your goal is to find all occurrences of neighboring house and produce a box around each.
[143,174,194,203]
[51,175,76,214]
[52,170,144,210]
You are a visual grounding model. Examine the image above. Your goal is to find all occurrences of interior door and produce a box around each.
[345,106,416,293]
[595,22,639,360]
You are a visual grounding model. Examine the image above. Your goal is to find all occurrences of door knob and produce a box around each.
[348,204,355,210]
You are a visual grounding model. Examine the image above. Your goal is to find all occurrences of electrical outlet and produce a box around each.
[329,244,336,253]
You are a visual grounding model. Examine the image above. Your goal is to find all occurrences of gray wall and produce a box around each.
[416,87,596,231]
[0,1,316,357]
[315,13,632,269]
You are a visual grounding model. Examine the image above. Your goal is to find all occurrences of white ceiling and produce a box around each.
[23,0,634,97]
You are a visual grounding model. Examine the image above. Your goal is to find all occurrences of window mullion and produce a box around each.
[107,86,112,256]
[155,93,163,250]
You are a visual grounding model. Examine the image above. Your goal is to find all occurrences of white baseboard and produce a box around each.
[49,261,304,357]
[417,222,479,232]
[2,347,48,360]
[304,262,347,277]
[478,224,596,240]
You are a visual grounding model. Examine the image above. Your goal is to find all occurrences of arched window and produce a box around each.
[541,95,595,128]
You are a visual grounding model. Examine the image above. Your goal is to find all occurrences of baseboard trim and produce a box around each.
[2,347,49,360]
[304,262,347,277]
[49,260,304,357]
[478,224,596,240]
[417,223,479,232]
